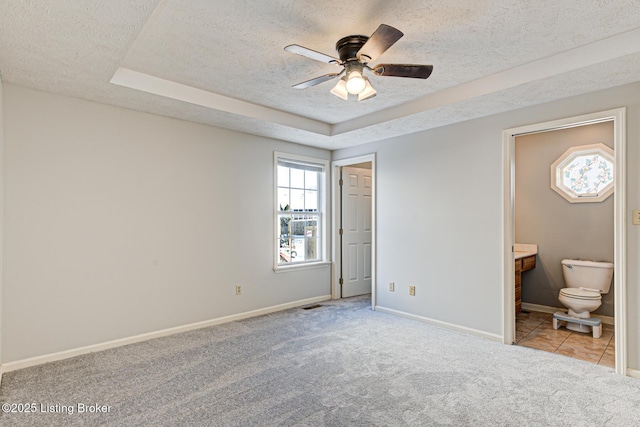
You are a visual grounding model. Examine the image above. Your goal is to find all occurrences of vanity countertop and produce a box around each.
[515,243,538,259]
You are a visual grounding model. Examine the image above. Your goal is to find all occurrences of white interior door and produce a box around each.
[341,166,372,297]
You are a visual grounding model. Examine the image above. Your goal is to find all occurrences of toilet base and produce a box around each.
[552,311,602,338]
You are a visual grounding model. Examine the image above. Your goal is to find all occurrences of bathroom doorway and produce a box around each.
[502,108,627,375]
[514,122,614,366]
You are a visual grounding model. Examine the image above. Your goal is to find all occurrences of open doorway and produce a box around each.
[332,155,376,308]
[502,108,627,375]
[514,122,615,366]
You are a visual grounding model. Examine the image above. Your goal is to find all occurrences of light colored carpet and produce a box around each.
[1,296,640,426]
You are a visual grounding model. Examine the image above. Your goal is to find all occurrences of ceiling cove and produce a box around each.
[111,25,640,137]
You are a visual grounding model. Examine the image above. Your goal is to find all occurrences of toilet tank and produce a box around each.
[561,259,614,293]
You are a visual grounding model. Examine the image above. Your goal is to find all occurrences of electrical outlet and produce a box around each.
[389,282,395,292]
[633,209,640,225]
[409,285,415,296]
[235,285,242,295]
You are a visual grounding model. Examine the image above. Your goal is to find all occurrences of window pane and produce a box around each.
[305,190,318,211]
[291,235,305,262]
[290,168,304,189]
[305,237,319,261]
[276,155,326,267]
[278,214,292,264]
[277,212,321,265]
[278,188,290,211]
[290,189,305,211]
[277,165,289,187]
[305,170,318,190]
[289,215,305,237]
[560,154,614,194]
[278,214,290,243]
[303,216,319,261]
[286,214,319,263]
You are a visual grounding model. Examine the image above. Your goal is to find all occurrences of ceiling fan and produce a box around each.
[284,24,433,101]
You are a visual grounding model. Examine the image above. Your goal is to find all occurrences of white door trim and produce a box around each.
[502,107,627,375]
[331,154,376,309]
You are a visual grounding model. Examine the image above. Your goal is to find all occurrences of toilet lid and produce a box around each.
[560,288,601,300]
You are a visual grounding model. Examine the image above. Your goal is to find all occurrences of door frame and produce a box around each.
[331,154,376,308]
[502,107,627,375]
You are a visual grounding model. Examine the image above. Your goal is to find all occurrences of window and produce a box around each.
[275,153,329,269]
[550,143,614,203]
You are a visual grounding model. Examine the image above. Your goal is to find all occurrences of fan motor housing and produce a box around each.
[336,35,369,62]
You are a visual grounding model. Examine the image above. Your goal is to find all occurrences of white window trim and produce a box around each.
[273,152,330,272]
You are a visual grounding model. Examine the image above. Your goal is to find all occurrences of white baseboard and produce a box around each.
[521,302,615,325]
[375,305,503,343]
[1,295,331,373]
[628,368,640,379]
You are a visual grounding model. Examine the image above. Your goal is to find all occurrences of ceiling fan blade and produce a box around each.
[285,44,341,65]
[292,73,341,89]
[372,64,433,79]
[357,24,403,62]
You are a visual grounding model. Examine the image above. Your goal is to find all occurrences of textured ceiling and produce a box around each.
[2,0,640,150]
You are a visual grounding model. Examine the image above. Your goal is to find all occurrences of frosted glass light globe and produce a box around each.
[346,70,366,94]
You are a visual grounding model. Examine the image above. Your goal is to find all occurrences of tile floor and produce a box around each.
[516,310,615,368]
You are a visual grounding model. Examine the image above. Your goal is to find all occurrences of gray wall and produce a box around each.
[334,81,640,371]
[4,80,640,372]
[515,123,614,316]
[2,84,332,363]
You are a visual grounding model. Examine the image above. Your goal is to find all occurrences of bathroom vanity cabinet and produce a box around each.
[514,255,536,314]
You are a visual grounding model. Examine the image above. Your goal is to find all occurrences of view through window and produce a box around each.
[276,156,325,266]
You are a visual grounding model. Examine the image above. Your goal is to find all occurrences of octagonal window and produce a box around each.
[550,143,614,203]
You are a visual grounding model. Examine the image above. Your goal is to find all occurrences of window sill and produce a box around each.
[273,261,331,273]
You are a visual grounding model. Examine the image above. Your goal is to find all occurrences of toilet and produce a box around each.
[556,259,614,336]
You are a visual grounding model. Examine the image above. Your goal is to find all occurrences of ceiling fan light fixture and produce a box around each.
[358,78,376,101]
[285,24,433,101]
[330,77,349,100]
[345,69,366,94]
